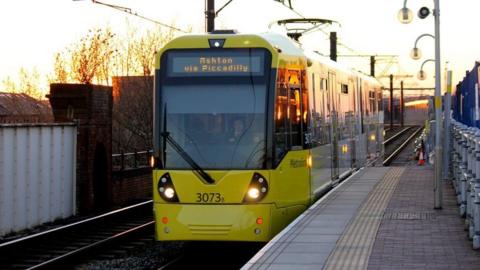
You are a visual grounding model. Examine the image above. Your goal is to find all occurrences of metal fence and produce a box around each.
[112,150,152,171]
[450,119,480,249]
[0,123,77,236]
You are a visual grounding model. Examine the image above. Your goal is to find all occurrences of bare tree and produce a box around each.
[18,68,44,99]
[112,26,175,153]
[112,21,138,77]
[68,27,116,85]
[112,76,153,152]
[50,52,69,84]
[2,68,44,100]
[133,28,175,76]
[1,76,17,92]
[49,27,116,85]
[49,23,178,153]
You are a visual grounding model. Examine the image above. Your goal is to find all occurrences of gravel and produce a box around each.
[74,241,185,270]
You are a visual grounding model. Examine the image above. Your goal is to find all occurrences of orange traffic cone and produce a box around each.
[418,149,425,165]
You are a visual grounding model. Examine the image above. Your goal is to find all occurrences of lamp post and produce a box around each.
[205,0,235,32]
[411,34,435,60]
[398,2,413,23]
[417,59,435,80]
[398,0,442,209]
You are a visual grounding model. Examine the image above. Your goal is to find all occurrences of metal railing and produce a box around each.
[112,150,152,171]
[450,119,480,249]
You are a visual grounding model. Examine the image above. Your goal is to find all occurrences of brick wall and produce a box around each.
[48,83,113,214]
[48,83,154,212]
[111,167,152,205]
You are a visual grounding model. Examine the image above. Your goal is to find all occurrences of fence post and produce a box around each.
[451,122,458,189]
[460,126,468,217]
[121,151,125,171]
[457,125,462,202]
[146,151,150,167]
[454,123,461,194]
[467,128,475,235]
[134,150,138,168]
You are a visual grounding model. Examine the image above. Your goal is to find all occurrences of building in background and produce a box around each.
[111,76,153,153]
[0,92,53,123]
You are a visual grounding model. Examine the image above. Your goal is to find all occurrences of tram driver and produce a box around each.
[229,118,246,143]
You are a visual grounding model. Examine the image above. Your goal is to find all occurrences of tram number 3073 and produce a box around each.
[196,192,225,203]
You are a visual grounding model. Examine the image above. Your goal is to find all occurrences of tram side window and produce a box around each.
[274,70,308,165]
[290,86,302,147]
[320,78,326,91]
[319,77,329,145]
[377,90,383,111]
[311,75,324,146]
[359,83,365,133]
[274,83,290,163]
[369,91,376,113]
[300,70,310,148]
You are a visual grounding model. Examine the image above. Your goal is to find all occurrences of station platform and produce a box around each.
[243,165,480,270]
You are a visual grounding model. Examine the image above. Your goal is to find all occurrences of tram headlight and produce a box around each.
[247,187,260,199]
[164,187,175,199]
[157,173,179,202]
[243,173,268,203]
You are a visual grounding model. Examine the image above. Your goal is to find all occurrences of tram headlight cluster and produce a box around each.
[248,187,260,199]
[158,173,179,202]
[244,173,268,202]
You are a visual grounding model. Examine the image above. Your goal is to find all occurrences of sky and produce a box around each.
[0,0,478,96]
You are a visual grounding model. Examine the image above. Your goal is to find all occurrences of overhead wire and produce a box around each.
[276,1,365,58]
[89,0,188,33]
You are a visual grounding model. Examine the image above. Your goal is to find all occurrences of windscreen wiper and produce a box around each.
[162,104,215,184]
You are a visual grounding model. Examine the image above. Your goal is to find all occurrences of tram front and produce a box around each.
[152,34,277,241]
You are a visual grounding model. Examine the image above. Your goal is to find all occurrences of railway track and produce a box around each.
[384,125,407,140]
[0,201,154,269]
[383,126,423,166]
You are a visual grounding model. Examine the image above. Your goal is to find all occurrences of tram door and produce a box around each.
[328,72,339,180]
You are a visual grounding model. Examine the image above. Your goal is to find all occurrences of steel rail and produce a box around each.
[383,126,412,145]
[383,127,423,166]
[158,255,185,270]
[0,200,152,248]
[28,221,155,270]
[0,200,153,269]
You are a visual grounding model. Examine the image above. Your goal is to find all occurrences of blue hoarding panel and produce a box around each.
[453,62,480,128]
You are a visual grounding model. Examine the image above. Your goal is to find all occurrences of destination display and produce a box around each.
[167,50,265,77]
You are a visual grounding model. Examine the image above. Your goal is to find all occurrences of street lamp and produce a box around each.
[411,34,435,60]
[398,0,442,209]
[398,6,413,23]
[410,47,422,60]
[398,0,431,23]
[417,59,435,80]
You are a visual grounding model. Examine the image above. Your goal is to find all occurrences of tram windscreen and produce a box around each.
[161,49,269,169]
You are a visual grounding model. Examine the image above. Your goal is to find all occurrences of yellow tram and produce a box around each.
[152,31,383,242]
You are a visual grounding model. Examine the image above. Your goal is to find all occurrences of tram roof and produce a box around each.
[259,32,380,85]
[157,31,381,86]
